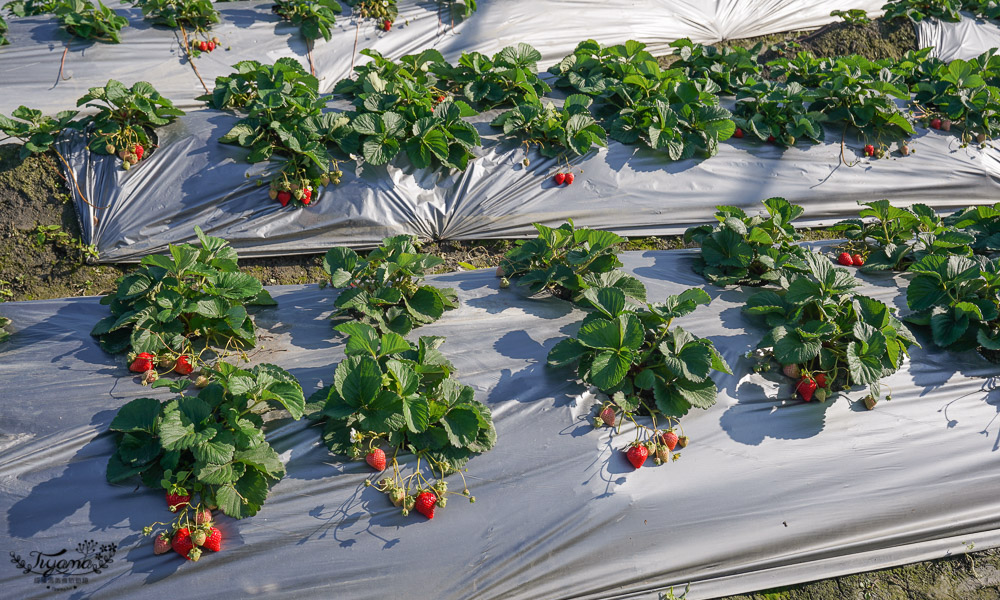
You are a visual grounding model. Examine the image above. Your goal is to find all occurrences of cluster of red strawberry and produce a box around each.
[625,430,688,469]
[366,448,471,519]
[152,499,223,562]
[129,351,201,385]
[837,251,865,267]
[929,117,951,131]
[270,184,313,207]
[598,405,688,470]
[552,172,575,186]
[381,20,392,31]
[118,143,143,170]
[862,143,885,159]
[432,94,447,104]
[196,37,220,53]
[783,364,831,402]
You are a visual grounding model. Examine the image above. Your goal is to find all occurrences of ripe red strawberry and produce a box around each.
[174,355,194,375]
[564,173,575,185]
[166,491,191,512]
[837,252,853,266]
[202,527,222,552]
[599,406,615,427]
[930,117,941,129]
[365,448,386,471]
[383,20,392,31]
[782,364,800,379]
[301,188,312,205]
[129,352,154,373]
[852,254,865,266]
[415,492,437,519]
[796,377,817,402]
[864,144,874,156]
[814,372,827,388]
[553,173,565,185]
[134,144,144,161]
[767,135,775,143]
[207,41,216,51]
[626,444,648,469]
[661,430,678,451]
[733,127,743,138]
[436,95,446,103]
[154,534,171,555]
[195,508,213,526]
[199,41,208,51]
[276,191,291,207]
[172,528,194,560]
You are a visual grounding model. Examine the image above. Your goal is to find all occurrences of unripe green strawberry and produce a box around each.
[814,388,828,402]
[269,188,278,200]
[195,375,211,388]
[122,161,131,171]
[677,436,689,448]
[192,530,207,546]
[499,277,510,289]
[655,444,670,463]
[389,487,405,507]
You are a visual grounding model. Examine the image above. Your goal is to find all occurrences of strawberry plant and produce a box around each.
[492,94,607,158]
[881,0,963,22]
[668,38,763,95]
[0,14,8,45]
[744,252,918,403]
[913,54,1000,143]
[91,227,275,373]
[549,40,734,159]
[806,56,915,143]
[904,254,1000,353]
[76,79,184,168]
[684,198,809,287]
[431,44,551,110]
[499,221,646,304]
[208,59,346,205]
[308,322,495,517]
[334,49,484,170]
[273,0,341,42]
[733,79,826,146]
[0,106,79,160]
[107,361,306,522]
[547,286,730,464]
[831,200,973,271]
[128,0,219,30]
[3,0,57,15]
[53,0,129,42]
[942,203,1000,252]
[607,79,735,159]
[830,8,872,24]
[323,235,457,335]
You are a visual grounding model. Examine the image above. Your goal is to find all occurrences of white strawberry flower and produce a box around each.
[349,428,362,443]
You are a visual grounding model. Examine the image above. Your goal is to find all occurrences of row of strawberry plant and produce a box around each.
[98,232,494,564]
[881,0,1000,22]
[499,220,730,470]
[96,229,304,562]
[311,235,492,517]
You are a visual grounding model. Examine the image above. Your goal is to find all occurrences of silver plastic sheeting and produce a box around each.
[62,106,1000,262]
[0,0,888,115]
[2,251,1000,599]
[917,13,1000,62]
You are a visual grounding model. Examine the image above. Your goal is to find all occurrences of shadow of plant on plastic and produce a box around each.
[719,379,835,446]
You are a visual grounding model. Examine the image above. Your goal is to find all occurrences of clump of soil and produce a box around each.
[0,144,126,300]
[795,17,918,61]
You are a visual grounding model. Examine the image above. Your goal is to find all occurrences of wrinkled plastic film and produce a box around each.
[2,251,1000,599]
